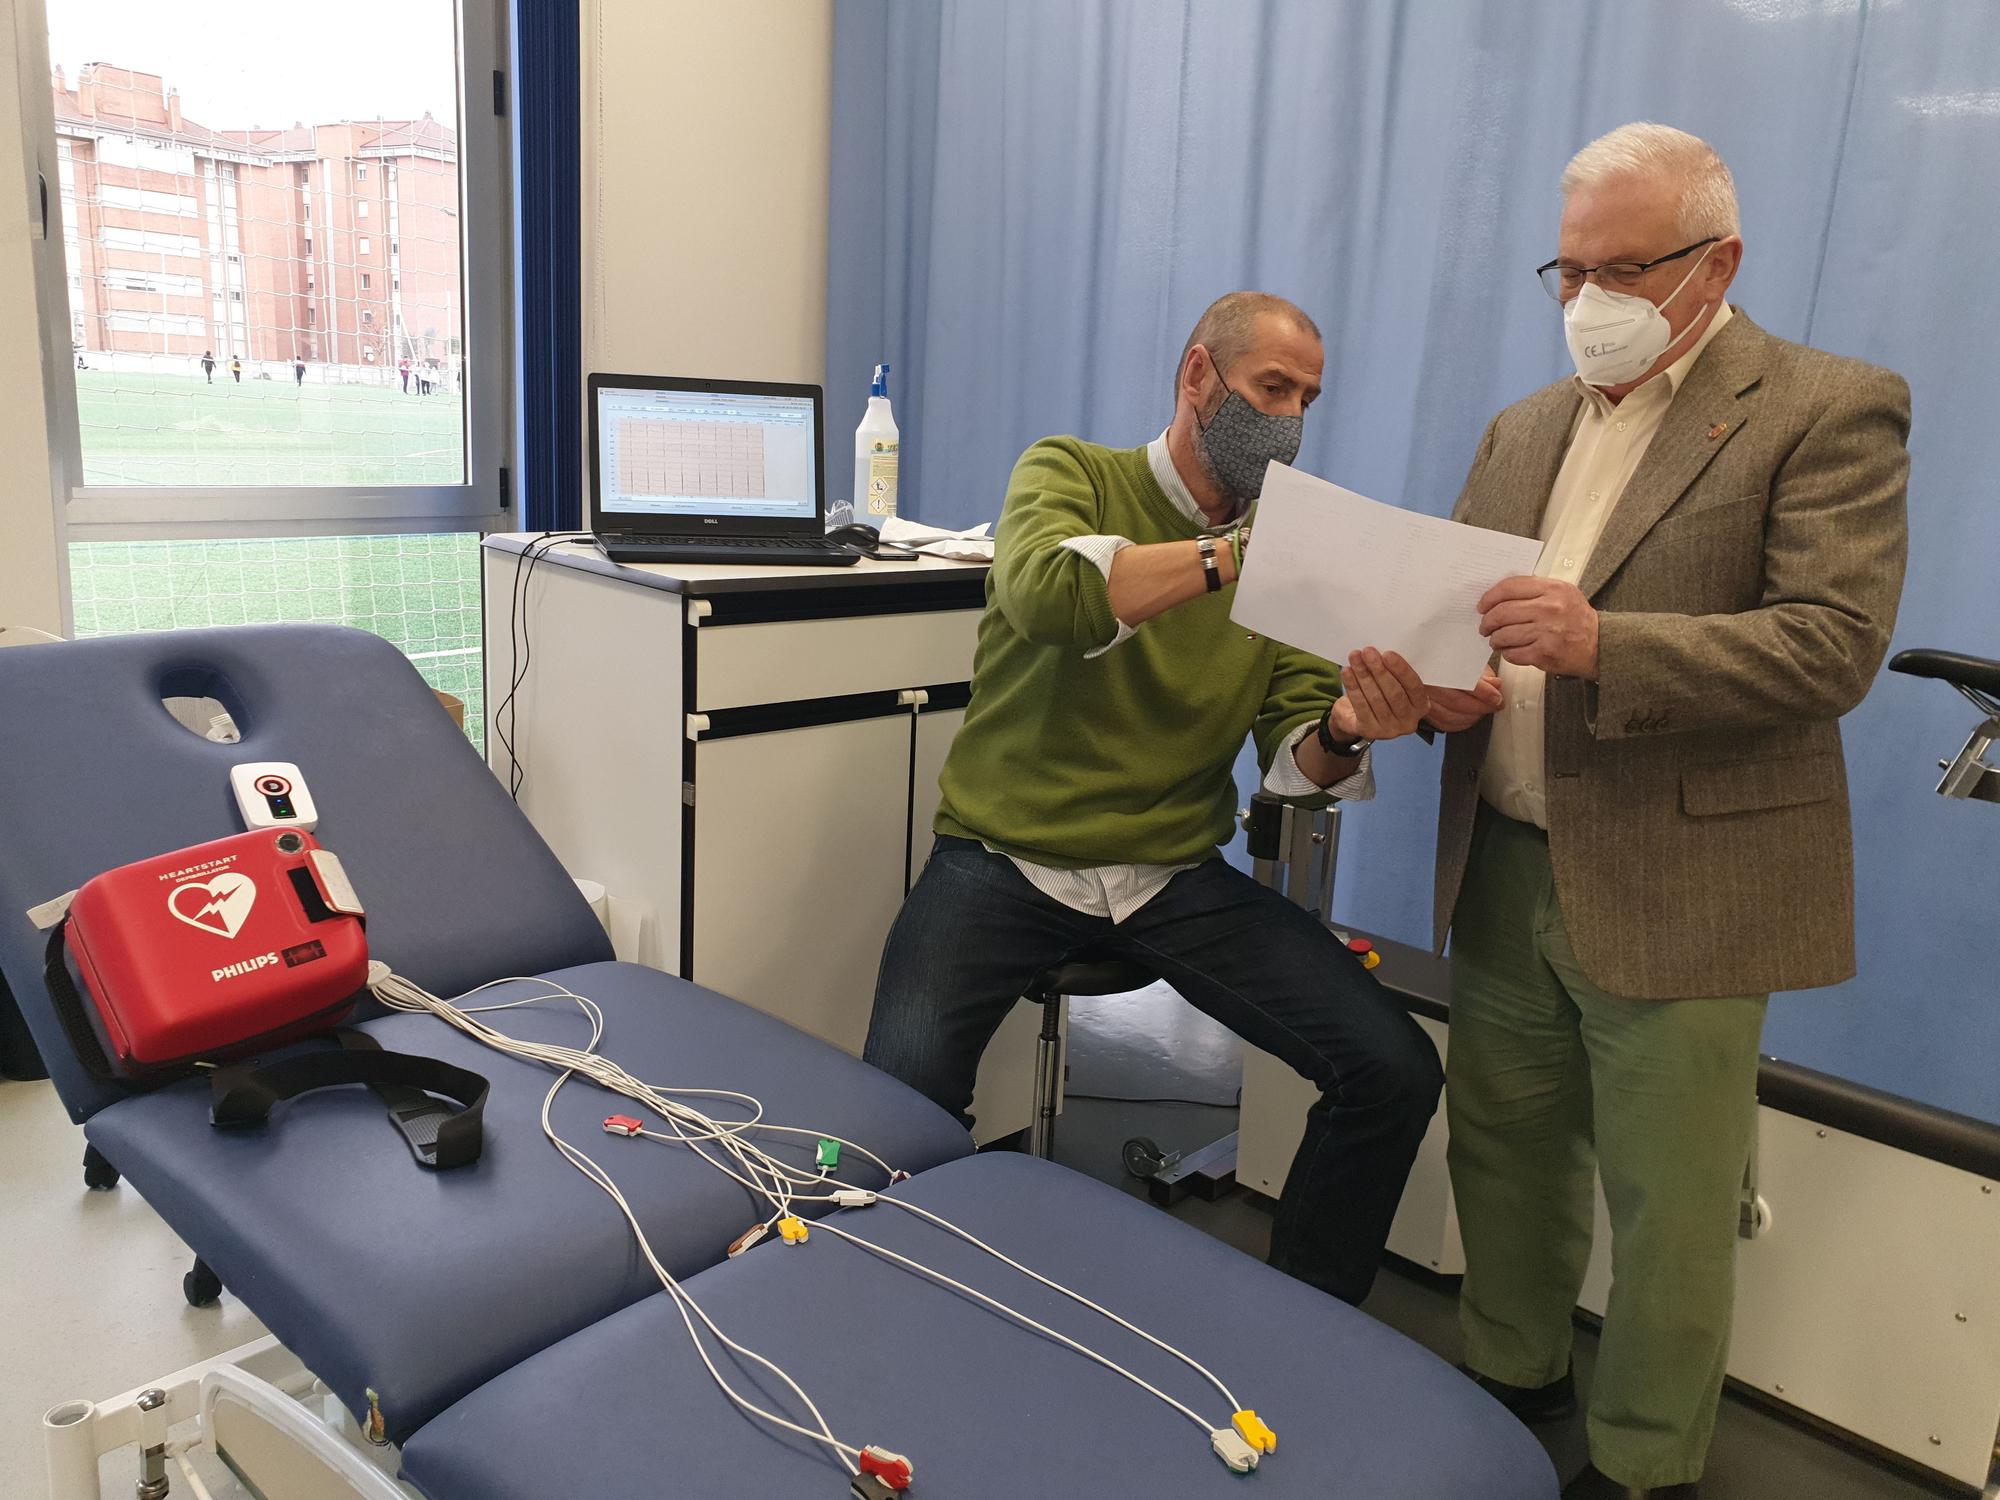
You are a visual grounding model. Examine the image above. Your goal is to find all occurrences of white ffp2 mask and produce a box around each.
[1563,244,1714,387]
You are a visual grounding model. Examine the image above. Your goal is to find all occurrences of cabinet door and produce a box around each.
[692,715,912,1055]
[908,705,964,885]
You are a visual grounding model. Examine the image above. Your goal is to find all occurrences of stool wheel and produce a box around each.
[81,1144,120,1192]
[1124,1136,1181,1179]
[184,1257,223,1308]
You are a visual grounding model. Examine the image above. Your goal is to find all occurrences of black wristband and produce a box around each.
[1316,703,1369,760]
[1197,536,1221,593]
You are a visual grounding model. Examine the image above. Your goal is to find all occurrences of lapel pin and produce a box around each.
[1706,422,1729,440]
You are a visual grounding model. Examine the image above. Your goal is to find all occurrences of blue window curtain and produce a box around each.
[825,0,2000,1122]
[513,0,582,532]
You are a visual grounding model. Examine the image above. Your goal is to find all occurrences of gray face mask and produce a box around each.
[1192,374,1304,507]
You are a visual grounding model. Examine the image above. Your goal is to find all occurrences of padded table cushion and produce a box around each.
[85,959,973,1442]
[401,1153,1558,1500]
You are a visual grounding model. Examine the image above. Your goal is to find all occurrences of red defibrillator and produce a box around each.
[47,828,370,1078]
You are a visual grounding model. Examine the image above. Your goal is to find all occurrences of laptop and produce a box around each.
[587,373,859,566]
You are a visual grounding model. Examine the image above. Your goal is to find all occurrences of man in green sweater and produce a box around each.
[865,292,1463,1305]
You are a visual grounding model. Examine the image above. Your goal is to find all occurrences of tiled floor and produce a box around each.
[0,1078,266,1500]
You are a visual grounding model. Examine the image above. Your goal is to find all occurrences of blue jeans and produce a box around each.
[864,836,1443,1304]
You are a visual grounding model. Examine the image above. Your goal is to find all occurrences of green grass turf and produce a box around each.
[74,369,465,487]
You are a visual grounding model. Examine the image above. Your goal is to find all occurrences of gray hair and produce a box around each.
[1560,123,1740,240]
[1178,291,1321,391]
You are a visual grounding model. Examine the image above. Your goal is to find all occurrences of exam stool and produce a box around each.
[1025,950,1160,1160]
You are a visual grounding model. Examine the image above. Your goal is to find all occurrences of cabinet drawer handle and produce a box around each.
[685,713,711,741]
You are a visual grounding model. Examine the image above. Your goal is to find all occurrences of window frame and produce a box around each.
[29,0,512,543]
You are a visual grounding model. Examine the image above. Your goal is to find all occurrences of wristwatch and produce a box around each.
[1197,535,1221,592]
[1316,703,1370,760]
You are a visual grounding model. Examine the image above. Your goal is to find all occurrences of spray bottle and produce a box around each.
[853,363,900,520]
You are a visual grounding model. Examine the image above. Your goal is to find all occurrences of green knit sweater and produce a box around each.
[935,436,1343,869]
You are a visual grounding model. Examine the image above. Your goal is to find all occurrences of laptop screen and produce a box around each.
[594,383,818,524]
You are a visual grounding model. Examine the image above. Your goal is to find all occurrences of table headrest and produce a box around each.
[0,625,611,1121]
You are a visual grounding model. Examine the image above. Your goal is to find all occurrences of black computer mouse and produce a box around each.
[826,523,882,547]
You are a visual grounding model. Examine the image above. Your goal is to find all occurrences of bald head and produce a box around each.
[1178,292,1321,393]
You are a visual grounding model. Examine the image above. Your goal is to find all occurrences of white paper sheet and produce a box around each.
[1230,463,1544,689]
[879,516,995,560]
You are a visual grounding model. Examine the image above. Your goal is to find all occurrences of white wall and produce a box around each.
[580,0,832,386]
[0,0,66,636]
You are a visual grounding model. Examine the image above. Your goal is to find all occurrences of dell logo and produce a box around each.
[702,517,719,525]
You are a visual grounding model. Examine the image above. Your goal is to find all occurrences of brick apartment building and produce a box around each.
[54,63,461,375]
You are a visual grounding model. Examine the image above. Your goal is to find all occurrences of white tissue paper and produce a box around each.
[879,516,995,562]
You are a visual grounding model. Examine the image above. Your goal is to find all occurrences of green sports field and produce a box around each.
[67,374,484,747]
[74,369,464,488]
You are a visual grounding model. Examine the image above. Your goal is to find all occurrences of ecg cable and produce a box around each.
[367,965,1279,1480]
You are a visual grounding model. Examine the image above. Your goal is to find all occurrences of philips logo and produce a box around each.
[212,952,281,984]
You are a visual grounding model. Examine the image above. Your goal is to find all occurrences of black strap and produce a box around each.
[209,1034,488,1170]
[42,921,117,1080]
[337,1029,491,1169]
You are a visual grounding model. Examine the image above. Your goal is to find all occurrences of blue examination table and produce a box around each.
[0,626,1556,1498]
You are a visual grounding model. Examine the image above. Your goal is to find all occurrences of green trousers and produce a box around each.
[1446,805,1767,1489]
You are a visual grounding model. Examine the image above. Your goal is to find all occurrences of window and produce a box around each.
[360,273,371,290]
[101,226,201,256]
[390,240,399,257]
[38,0,509,747]
[109,270,203,296]
[98,183,197,215]
[106,312,204,336]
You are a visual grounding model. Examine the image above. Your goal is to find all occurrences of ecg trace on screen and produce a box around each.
[616,416,769,499]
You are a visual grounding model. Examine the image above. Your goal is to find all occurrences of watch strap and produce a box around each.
[1316,703,1369,759]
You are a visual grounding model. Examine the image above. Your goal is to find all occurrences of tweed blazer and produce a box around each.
[1433,310,1910,998]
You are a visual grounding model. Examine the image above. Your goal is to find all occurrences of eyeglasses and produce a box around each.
[1536,238,1719,302]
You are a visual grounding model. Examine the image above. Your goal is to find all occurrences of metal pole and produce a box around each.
[43,1400,97,1500]
[1029,996,1062,1159]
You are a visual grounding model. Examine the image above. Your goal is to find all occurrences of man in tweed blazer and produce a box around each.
[1423,125,1909,1499]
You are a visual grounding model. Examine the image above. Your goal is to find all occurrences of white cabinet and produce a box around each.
[692,716,914,1053]
[481,537,1040,1141]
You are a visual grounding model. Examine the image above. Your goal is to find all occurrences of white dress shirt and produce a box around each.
[992,432,1372,922]
[1481,301,1735,828]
